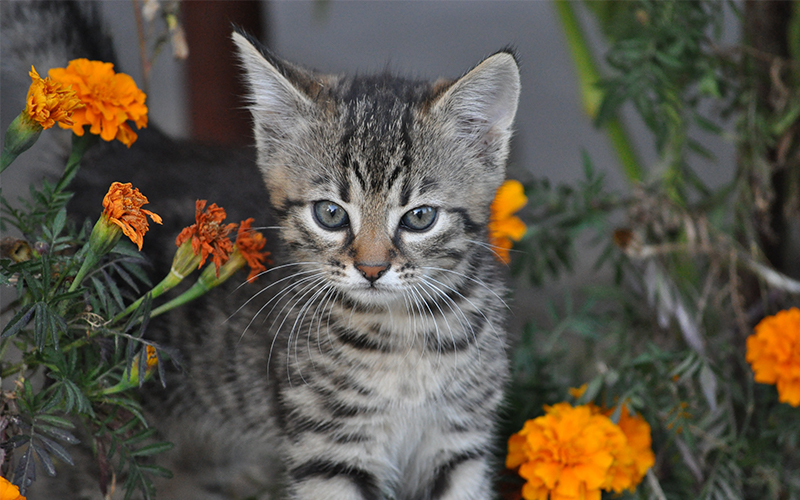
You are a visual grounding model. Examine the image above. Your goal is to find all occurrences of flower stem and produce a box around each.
[55,132,97,193]
[112,268,186,323]
[146,279,212,321]
[553,1,643,182]
[0,151,19,174]
[67,247,99,293]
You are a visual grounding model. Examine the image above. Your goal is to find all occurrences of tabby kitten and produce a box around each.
[3,2,521,496]
[225,31,521,499]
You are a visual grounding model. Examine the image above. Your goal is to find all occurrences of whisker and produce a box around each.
[464,239,506,262]
[420,266,510,310]
[293,282,333,374]
[419,277,474,339]
[325,289,341,350]
[411,283,445,367]
[420,274,502,347]
[284,277,330,385]
[420,276,479,363]
[231,261,319,293]
[415,281,461,362]
[233,268,323,337]
[310,285,337,356]
[265,275,328,384]
[259,273,326,373]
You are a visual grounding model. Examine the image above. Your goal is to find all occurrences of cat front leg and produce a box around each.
[287,458,383,500]
[426,453,494,500]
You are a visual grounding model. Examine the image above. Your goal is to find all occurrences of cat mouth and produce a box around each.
[345,283,403,306]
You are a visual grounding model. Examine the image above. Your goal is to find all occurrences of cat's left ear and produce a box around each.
[431,50,521,168]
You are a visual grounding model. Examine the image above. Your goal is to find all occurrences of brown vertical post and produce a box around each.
[743,0,794,270]
[182,0,264,146]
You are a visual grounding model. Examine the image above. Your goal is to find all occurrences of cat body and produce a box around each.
[2,3,520,499]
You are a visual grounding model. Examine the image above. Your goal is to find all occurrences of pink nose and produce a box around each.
[356,262,389,283]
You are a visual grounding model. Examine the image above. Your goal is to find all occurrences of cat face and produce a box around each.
[233,32,520,307]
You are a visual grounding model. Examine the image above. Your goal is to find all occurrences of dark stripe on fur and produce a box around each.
[290,460,380,499]
[447,207,482,234]
[429,450,485,499]
[334,325,392,352]
[338,177,351,203]
[284,414,344,440]
[399,177,412,207]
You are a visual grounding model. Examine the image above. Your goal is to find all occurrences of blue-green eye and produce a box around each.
[313,200,349,229]
[401,206,437,231]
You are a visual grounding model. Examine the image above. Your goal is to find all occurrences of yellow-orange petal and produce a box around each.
[24,66,83,130]
[492,179,528,219]
[102,182,161,250]
[488,179,527,263]
[569,384,588,399]
[0,476,25,500]
[235,218,271,282]
[175,200,236,276]
[746,308,800,406]
[49,59,147,146]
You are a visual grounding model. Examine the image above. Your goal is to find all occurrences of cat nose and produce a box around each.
[356,262,389,283]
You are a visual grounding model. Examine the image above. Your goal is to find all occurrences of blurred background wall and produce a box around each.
[1,0,737,321]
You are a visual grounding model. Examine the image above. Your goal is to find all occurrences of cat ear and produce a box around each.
[431,50,521,166]
[232,31,314,144]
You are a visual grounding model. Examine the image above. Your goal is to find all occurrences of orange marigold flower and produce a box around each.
[102,182,162,250]
[600,406,655,493]
[175,200,237,276]
[507,402,625,500]
[145,345,158,369]
[507,402,654,500]
[235,218,271,282]
[489,179,527,264]
[25,66,83,130]
[746,307,800,407]
[48,59,147,147]
[0,476,25,500]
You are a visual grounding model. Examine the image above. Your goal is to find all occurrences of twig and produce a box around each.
[131,0,151,95]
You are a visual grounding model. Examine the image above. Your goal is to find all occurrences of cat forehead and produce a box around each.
[331,75,437,141]
[313,77,442,192]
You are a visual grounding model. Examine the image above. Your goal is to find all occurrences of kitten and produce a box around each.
[3,3,520,499]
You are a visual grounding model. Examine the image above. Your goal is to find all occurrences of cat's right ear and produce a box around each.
[232,31,313,146]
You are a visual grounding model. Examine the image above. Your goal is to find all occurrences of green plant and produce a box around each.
[502,1,800,499]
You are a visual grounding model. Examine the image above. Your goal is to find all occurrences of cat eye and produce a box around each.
[313,200,349,229]
[400,206,437,232]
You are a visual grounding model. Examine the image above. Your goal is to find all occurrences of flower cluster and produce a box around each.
[746,308,800,407]
[507,402,654,500]
[48,59,148,146]
[25,66,83,130]
[489,179,527,264]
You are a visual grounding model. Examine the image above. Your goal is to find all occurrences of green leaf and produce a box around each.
[1,304,34,339]
[130,441,174,458]
[32,443,56,477]
[33,414,75,430]
[51,208,67,240]
[36,434,74,466]
[37,424,80,445]
[123,428,157,448]
[137,465,173,479]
